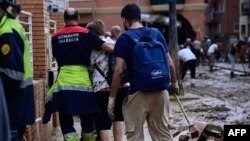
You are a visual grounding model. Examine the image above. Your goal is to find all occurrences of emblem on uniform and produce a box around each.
[1,44,10,55]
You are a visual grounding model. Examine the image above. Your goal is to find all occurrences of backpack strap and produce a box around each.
[94,64,107,79]
[125,30,140,43]
[125,28,158,42]
[149,28,158,40]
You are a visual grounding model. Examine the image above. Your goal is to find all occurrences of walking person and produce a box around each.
[110,24,129,141]
[42,8,113,141]
[207,42,218,72]
[111,25,122,42]
[247,37,250,68]
[178,47,197,87]
[87,20,130,141]
[0,1,35,140]
[201,38,211,65]
[86,20,114,141]
[193,39,201,66]
[107,4,178,141]
[227,43,237,78]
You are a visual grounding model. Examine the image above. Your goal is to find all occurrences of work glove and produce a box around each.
[169,82,179,95]
[107,97,115,120]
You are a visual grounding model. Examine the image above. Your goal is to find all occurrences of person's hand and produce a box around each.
[169,82,179,95]
[107,97,115,120]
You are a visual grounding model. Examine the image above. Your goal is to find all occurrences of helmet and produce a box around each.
[0,0,21,19]
[0,0,16,5]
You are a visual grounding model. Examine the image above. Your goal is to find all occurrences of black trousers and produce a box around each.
[59,113,94,135]
[11,126,26,141]
[181,59,197,79]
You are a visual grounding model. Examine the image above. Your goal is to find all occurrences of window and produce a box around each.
[248,24,250,37]
[217,24,221,34]
[218,0,226,13]
[233,22,239,33]
[241,25,246,35]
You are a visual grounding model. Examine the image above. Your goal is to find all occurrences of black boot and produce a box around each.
[230,72,235,79]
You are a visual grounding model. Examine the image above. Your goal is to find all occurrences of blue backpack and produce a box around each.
[125,28,170,92]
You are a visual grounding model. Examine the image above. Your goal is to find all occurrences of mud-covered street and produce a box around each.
[174,64,250,126]
[169,64,250,140]
[50,63,250,141]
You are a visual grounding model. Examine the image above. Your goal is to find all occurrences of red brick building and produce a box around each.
[205,0,239,44]
[70,0,207,44]
[205,0,239,56]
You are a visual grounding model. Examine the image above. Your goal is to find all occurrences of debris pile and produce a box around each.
[174,123,224,141]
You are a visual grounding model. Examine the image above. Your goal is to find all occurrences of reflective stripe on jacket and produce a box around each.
[46,65,93,103]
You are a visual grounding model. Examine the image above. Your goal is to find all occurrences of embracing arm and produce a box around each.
[101,42,114,53]
[109,57,125,98]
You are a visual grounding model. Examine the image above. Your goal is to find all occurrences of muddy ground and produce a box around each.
[169,65,250,140]
[175,65,250,126]
[51,65,250,141]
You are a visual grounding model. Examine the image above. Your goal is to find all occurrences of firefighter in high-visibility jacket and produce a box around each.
[42,8,113,141]
[0,0,35,141]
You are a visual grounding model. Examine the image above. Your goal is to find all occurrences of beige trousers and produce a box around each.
[122,90,172,141]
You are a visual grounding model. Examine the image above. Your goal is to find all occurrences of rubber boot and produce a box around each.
[230,72,235,79]
[81,132,96,141]
[64,132,80,141]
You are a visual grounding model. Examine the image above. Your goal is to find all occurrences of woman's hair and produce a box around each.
[86,20,105,36]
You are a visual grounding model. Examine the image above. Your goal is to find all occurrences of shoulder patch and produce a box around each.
[1,44,11,55]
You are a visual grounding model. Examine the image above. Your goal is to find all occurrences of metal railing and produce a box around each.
[47,19,58,71]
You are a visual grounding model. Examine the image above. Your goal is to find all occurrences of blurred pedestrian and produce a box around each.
[107,3,178,141]
[227,43,237,78]
[207,42,218,72]
[184,38,200,66]
[178,47,197,87]
[42,8,113,141]
[111,25,122,41]
[247,37,250,68]
[201,38,211,65]
[0,1,35,140]
[193,39,201,66]
[105,31,111,38]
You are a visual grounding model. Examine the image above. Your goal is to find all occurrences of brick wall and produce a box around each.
[70,0,207,40]
[182,10,206,40]
[22,80,52,141]
[50,12,65,30]
[17,0,49,79]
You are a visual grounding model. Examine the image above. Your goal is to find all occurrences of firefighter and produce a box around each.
[0,0,35,141]
[42,8,113,141]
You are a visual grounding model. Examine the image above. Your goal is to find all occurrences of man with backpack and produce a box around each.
[107,3,178,141]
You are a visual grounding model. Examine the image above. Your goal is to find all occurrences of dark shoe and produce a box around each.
[230,72,236,79]
[191,83,195,87]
